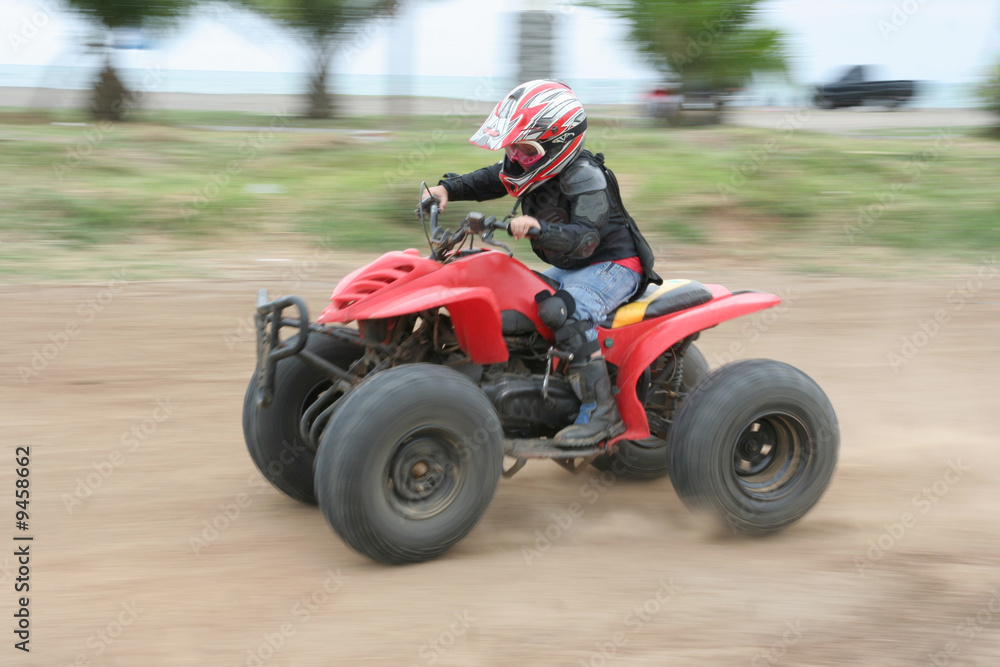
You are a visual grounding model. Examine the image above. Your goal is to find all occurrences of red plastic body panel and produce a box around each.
[601,289,782,443]
[318,250,555,364]
[317,248,781,442]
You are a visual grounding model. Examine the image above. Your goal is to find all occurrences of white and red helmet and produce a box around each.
[470,79,588,198]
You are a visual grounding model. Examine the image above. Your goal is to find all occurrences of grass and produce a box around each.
[2,111,998,266]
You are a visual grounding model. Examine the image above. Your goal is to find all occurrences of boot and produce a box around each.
[553,357,626,447]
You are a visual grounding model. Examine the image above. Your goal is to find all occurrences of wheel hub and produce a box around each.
[731,414,808,499]
[388,429,463,518]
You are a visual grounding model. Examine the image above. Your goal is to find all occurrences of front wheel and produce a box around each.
[667,359,839,535]
[315,364,504,564]
[243,331,364,505]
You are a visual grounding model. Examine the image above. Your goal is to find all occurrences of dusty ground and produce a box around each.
[2,244,999,667]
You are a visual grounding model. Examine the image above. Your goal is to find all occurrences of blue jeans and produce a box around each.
[543,262,642,342]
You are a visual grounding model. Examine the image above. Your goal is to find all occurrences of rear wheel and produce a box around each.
[243,331,363,505]
[667,359,839,535]
[315,364,504,564]
[592,345,709,480]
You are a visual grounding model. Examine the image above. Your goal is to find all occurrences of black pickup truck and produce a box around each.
[813,65,918,109]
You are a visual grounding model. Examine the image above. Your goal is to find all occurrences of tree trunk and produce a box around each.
[306,48,333,119]
[91,57,130,122]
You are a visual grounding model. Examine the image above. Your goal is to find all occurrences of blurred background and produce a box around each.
[1,0,1000,262]
[2,2,1000,666]
[1,0,999,264]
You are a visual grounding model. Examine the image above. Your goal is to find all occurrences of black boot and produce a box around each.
[554,357,626,447]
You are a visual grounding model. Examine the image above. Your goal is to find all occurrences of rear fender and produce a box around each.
[605,290,782,442]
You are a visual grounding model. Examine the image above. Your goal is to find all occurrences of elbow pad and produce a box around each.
[538,224,600,259]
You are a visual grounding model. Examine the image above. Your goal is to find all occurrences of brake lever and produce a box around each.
[477,215,513,256]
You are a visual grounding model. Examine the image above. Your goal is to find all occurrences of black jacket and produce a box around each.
[439,151,639,272]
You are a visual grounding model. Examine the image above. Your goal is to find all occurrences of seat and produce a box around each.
[600,279,713,328]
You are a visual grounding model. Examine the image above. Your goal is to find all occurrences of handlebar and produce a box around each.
[416,187,538,261]
[488,218,541,239]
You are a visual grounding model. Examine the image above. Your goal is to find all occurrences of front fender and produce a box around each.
[608,290,782,442]
[321,285,508,364]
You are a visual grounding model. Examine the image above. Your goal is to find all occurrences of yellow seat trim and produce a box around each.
[610,280,692,328]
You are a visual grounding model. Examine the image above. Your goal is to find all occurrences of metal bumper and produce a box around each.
[254,289,310,408]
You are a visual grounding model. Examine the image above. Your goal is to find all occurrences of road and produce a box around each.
[2,247,998,666]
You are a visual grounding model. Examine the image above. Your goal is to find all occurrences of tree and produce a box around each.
[246,0,399,118]
[604,0,787,94]
[64,0,192,120]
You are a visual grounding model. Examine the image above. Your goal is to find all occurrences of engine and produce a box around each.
[480,372,580,438]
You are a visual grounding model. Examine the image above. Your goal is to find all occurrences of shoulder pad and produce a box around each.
[559,156,607,196]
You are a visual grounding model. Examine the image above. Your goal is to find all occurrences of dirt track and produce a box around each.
[2,247,999,667]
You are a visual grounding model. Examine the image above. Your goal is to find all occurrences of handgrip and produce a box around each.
[496,220,540,239]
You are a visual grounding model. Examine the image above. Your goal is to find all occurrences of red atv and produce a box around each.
[243,192,839,564]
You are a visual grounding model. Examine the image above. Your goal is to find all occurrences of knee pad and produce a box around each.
[535,289,576,331]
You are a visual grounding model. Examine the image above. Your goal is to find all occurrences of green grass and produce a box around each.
[2,114,998,258]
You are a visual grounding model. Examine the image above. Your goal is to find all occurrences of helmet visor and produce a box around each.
[505,141,544,167]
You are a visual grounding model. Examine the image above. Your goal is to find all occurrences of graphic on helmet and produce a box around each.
[470,80,588,197]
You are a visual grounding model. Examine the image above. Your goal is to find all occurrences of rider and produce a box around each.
[425,79,660,447]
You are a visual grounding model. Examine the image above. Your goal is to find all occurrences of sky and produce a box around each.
[2,0,999,89]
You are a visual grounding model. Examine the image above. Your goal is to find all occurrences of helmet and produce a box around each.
[470,79,588,198]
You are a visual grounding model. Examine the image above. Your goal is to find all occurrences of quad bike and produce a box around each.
[243,188,839,565]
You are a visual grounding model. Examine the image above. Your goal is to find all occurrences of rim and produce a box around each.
[386,427,464,519]
[730,413,810,501]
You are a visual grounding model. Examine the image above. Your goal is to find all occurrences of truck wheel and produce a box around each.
[667,359,838,535]
[243,331,363,505]
[591,345,709,480]
[315,364,504,564]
